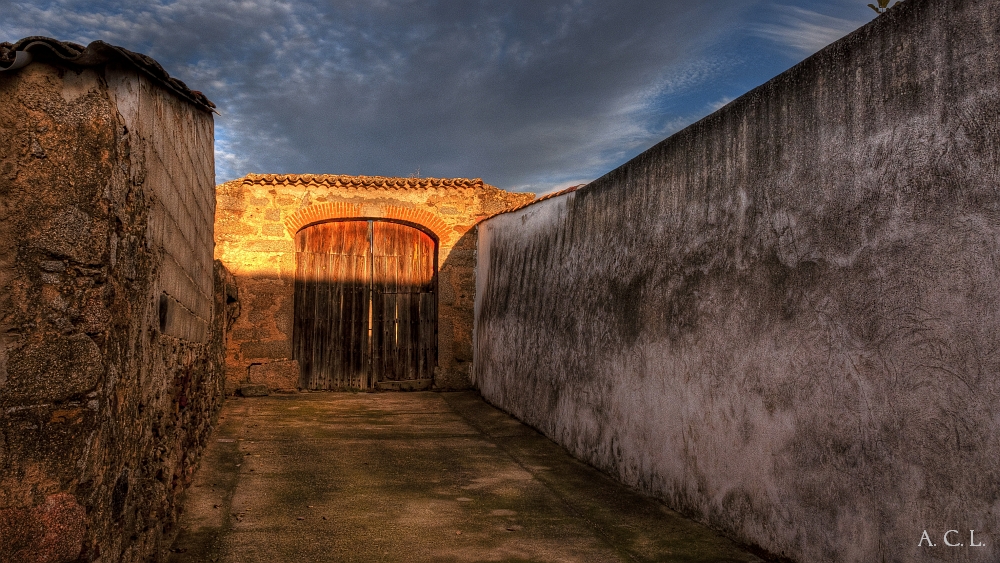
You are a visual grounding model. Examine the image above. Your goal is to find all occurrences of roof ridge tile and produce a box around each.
[241,174,487,190]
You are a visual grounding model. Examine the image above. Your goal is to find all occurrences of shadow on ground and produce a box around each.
[166,391,765,562]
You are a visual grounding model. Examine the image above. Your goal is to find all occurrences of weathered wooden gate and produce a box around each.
[292,220,437,390]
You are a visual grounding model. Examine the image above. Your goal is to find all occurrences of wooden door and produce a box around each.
[371,221,437,386]
[293,221,373,390]
[293,220,437,390]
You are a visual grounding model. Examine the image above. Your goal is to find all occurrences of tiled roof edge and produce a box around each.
[241,174,487,190]
[0,36,216,113]
[481,184,583,221]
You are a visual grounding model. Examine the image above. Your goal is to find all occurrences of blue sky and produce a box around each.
[0,0,880,193]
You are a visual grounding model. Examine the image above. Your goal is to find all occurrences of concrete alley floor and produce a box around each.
[166,391,767,563]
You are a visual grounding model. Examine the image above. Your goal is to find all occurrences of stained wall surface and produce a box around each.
[215,175,531,392]
[0,50,227,563]
[474,1,1000,562]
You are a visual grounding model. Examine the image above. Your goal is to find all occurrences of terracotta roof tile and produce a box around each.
[241,173,486,190]
[0,36,215,112]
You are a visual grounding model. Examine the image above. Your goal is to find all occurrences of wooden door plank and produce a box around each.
[294,221,370,390]
[368,222,436,383]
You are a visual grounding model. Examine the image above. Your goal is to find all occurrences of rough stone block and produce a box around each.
[247,359,300,391]
[239,340,291,360]
[0,493,86,563]
[262,223,285,236]
[5,333,103,403]
[247,240,293,253]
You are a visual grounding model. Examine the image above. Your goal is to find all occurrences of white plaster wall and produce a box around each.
[473,1,1000,561]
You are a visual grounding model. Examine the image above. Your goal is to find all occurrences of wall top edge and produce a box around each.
[480,184,581,222]
[0,36,216,113]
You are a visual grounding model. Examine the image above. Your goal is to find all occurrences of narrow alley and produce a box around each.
[166,392,765,563]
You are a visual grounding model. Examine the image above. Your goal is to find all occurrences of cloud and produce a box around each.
[753,6,867,55]
[2,0,762,191]
[708,96,735,113]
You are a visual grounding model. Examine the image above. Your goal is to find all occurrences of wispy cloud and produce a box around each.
[2,0,768,192]
[753,6,867,55]
[709,96,735,112]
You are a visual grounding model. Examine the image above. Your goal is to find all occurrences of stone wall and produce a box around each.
[0,40,227,563]
[215,174,531,392]
[474,1,1000,562]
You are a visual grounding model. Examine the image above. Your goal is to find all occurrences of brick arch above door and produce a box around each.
[283,202,451,242]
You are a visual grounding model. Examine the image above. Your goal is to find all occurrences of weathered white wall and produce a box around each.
[474,1,1000,562]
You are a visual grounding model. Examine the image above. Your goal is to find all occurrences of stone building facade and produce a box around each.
[0,38,231,563]
[215,174,532,392]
